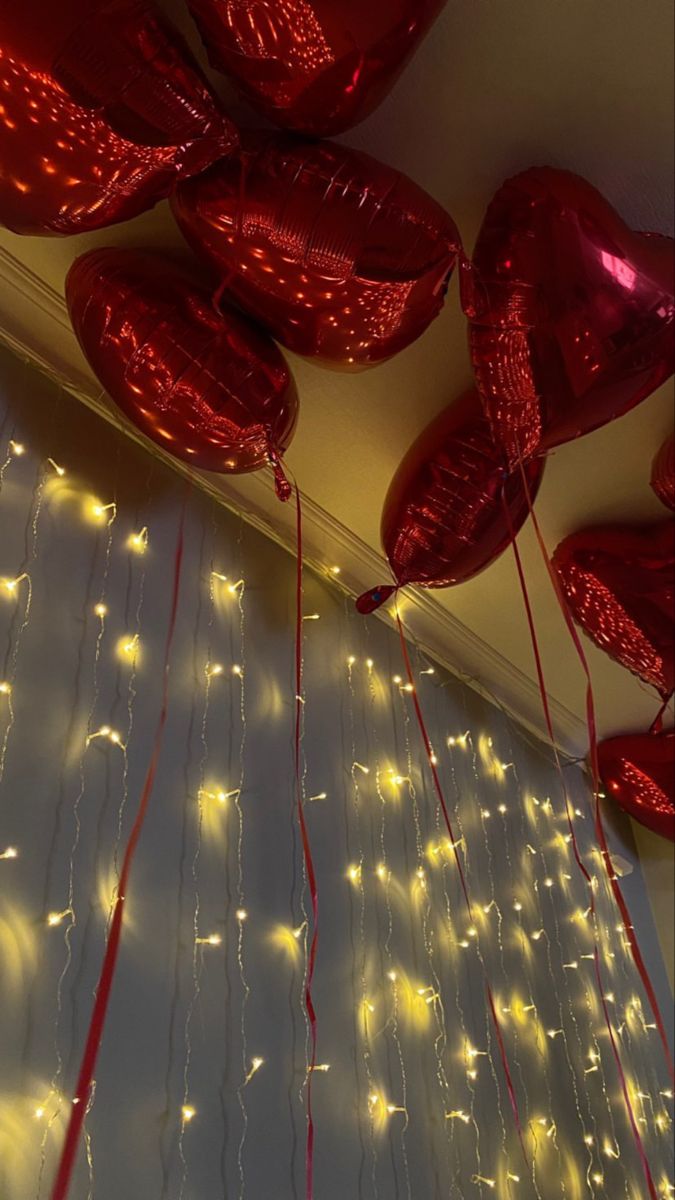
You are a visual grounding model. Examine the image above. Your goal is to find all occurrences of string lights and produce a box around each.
[1,410,673,1200]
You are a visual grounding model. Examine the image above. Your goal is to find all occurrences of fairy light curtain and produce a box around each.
[0,344,673,1200]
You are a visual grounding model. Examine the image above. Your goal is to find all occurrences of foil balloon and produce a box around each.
[0,1,237,236]
[553,521,675,699]
[652,434,675,512]
[356,389,545,614]
[66,249,298,498]
[465,168,675,466]
[172,133,460,368]
[186,0,447,137]
[598,730,675,842]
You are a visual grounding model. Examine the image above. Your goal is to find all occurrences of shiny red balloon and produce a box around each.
[598,731,674,842]
[652,435,675,512]
[465,168,675,467]
[186,0,447,137]
[0,1,237,236]
[356,389,545,614]
[172,133,460,368]
[553,521,675,700]
[66,249,298,496]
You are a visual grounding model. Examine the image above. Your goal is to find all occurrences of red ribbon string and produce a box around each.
[503,477,669,1193]
[50,499,187,1200]
[294,485,318,1200]
[395,612,528,1165]
[517,463,674,1088]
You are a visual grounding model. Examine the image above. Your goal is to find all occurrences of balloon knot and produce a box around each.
[268,445,292,503]
[356,585,396,615]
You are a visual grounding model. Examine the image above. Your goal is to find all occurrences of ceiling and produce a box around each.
[0,0,673,754]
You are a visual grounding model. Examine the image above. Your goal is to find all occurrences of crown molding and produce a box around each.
[0,241,587,755]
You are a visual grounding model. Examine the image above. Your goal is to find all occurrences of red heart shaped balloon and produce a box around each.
[553,521,675,699]
[0,1,237,236]
[172,133,460,368]
[66,249,298,497]
[356,389,545,613]
[465,168,675,467]
[598,730,674,841]
[186,0,447,137]
[652,434,675,512]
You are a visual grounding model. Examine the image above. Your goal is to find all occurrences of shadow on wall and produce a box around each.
[0,344,673,1200]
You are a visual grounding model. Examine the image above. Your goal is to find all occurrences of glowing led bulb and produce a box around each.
[47,911,67,927]
[1,846,18,859]
[94,603,107,618]
[2,573,28,594]
[236,909,248,923]
[312,1064,331,1073]
[347,656,356,666]
[91,501,116,520]
[197,933,222,947]
[250,1057,264,1074]
[584,1134,594,1146]
[392,675,403,685]
[375,863,388,881]
[207,663,224,677]
[513,901,523,912]
[347,864,362,885]
[421,667,435,675]
[543,877,554,888]
[498,804,507,814]
[329,566,341,576]
[309,792,327,802]
[232,664,243,677]
[303,613,321,621]
[9,440,25,455]
[182,1106,196,1123]
[365,658,374,670]
[47,458,66,476]
[0,681,11,695]
[128,527,148,554]
[34,1106,45,1120]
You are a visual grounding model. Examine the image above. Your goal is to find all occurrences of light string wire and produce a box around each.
[293,485,319,1200]
[393,673,457,1192]
[37,487,118,1200]
[178,517,216,1200]
[394,606,529,1170]
[159,519,207,1200]
[362,628,413,1200]
[48,488,188,1200]
[502,486,661,1200]
[438,718,539,1197]
[346,656,381,1198]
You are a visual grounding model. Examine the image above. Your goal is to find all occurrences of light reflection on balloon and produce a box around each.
[171,133,461,369]
[0,2,237,237]
[186,0,448,136]
[465,168,675,467]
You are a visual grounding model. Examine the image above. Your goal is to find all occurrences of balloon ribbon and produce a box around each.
[50,495,187,1200]
[395,612,528,1167]
[294,484,319,1200]
[503,486,662,1199]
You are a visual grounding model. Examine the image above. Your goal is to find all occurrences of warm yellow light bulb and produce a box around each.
[94,603,107,618]
[0,681,11,695]
[207,663,224,677]
[182,1106,196,1123]
[236,909,248,923]
[232,664,243,677]
[347,655,356,666]
[128,528,148,554]
[1,846,18,860]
